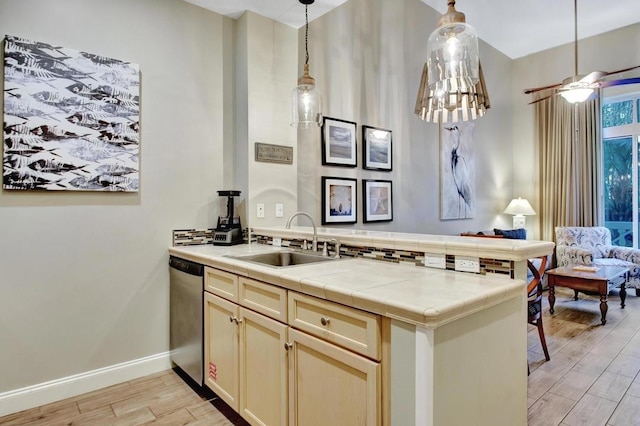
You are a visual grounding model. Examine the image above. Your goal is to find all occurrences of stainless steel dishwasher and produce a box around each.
[169,256,204,386]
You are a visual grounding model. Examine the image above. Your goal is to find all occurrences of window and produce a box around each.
[602,94,640,248]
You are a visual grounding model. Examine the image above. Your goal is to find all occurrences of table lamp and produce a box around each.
[504,197,536,229]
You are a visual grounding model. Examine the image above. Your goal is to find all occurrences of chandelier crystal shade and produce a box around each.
[291,0,322,128]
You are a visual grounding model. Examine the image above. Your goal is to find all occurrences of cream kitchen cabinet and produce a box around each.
[287,291,382,426]
[204,269,288,426]
[204,266,383,426]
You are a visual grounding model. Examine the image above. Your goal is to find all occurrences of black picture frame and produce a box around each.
[362,125,392,171]
[321,117,357,167]
[321,176,357,225]
[362,179,393,223]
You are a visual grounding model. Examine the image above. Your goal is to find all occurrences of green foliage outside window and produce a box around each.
[602,100,633,128]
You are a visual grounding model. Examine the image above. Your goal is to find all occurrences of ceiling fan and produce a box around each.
[524,0,640,105]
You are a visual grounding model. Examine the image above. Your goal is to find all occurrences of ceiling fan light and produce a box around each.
[560,87,593,103]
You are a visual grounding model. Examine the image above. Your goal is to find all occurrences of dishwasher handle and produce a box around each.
[169,256,204,276]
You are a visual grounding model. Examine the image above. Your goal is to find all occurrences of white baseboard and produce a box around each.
[0,351,172,418]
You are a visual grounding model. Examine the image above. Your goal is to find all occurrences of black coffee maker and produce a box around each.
[213,190,243,246]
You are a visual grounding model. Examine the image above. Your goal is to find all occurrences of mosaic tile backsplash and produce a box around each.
[173,229,513,276]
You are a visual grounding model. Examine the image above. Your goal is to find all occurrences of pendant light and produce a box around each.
[415,0,489,123]
[291,0,322,128]
[427,0,479,92]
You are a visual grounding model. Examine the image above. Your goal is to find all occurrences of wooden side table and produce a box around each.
[546,265,628,325]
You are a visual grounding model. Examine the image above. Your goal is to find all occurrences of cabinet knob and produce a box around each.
[320,317,330,326]
[229,316,243,324]
[284,342,293,350]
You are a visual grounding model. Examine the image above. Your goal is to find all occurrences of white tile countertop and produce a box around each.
[169,243,528,329]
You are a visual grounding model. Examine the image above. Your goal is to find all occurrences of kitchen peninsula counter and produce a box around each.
[170,243,524,329]
[169,229,554,425]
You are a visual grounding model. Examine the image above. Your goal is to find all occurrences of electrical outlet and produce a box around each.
[454,256,480,273]
[272,237,282,247]
[275,203,284,218]
[424,253,446,269]
[257,203,265,218]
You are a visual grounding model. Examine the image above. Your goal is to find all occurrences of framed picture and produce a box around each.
[322,117,357,167]
[363,180,393,223]
[440,122,475,220]
[321,176,357,224]
[362,126,392,171]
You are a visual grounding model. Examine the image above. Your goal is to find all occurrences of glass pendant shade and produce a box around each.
[291,64,322,128]
[427,21,479,91]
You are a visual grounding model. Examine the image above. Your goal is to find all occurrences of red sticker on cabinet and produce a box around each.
[209,362,217,381]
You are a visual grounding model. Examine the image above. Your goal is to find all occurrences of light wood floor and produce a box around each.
[528,286,640,426]
[2,287,639,426]
[0,369,249,426]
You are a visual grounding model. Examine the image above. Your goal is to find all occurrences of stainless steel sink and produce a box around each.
[228,251,340,267]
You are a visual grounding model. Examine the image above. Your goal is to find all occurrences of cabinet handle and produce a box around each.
[235,317,243,324]
[229,316,234,323]
[229,316,243,324]
[320,317,330,326]
[284,342,293,350]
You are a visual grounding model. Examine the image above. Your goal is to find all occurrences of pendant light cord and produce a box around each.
[305,4,310,66]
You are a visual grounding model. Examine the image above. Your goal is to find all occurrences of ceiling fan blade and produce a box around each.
[599,77,640,88]
[528,92,558,105]
[523,83,562,95]
[600,64,640,78]
[580,71,605,84]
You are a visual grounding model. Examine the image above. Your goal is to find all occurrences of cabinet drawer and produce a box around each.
[205,267,238,302]
[288,292,381,360]
[239,277,287,323]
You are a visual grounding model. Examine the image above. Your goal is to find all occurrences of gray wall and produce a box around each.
[297,0,516,235]
[0,0,229,393]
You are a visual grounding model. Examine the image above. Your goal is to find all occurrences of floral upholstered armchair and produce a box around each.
[555,226,640,296]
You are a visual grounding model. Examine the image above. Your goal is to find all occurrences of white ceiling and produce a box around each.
[183,0,640,59]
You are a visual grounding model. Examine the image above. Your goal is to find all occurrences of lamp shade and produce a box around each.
[504,197,536,216]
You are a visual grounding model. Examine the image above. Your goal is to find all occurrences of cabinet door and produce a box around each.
[288,328,381,426]
[239,307,288,426]
[204,292,239,410]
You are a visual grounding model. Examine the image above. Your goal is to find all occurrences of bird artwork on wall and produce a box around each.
[440,122,475,220]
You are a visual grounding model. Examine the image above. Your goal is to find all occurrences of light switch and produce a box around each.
[275,203,284,218]
[257,203,265,218]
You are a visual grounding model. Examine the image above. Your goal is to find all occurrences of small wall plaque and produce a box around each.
[255,142,293,164]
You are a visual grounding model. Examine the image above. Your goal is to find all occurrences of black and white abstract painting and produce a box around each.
[3,35,140,191]
[440,122,475,220]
